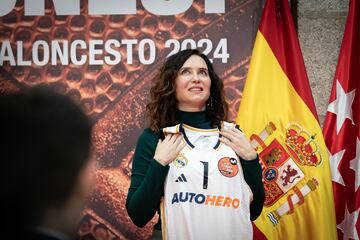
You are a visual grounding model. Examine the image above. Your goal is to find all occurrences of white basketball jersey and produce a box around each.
[161,122,253,240]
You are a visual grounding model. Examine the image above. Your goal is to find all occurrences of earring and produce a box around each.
[207,96,213,109]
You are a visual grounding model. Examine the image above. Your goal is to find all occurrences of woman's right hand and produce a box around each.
[154,134,185,166]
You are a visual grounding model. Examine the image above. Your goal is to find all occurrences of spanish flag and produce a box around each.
[236,0,337,239]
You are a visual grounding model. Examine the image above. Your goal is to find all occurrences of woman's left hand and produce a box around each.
[219,128,257,161]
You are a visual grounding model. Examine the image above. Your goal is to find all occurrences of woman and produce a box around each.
[126,49,264,239]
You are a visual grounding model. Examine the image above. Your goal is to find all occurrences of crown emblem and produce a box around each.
[285,123,322,167]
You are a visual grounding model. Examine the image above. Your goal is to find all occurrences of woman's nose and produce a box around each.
[191,73,200,82]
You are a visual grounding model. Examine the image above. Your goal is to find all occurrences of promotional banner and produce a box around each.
[237,0,337,239]
[323,0,360,239]
[0,0,262,238]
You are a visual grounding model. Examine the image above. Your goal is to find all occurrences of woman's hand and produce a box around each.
[220,128,257,160]
[154,134,186,166]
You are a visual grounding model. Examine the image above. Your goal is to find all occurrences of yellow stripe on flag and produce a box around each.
[237,32,336,240]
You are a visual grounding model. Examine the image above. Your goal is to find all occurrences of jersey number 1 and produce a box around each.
[200,161,208,189]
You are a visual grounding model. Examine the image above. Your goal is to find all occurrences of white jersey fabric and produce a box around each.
[161,122,253,240]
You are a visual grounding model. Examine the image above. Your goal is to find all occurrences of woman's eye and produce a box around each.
[199,70,208,76]
[181,69,190,74]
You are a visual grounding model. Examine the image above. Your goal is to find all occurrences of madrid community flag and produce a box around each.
[323,0,360,239]
[236,0,337,239]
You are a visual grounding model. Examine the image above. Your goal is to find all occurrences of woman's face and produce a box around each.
[175,55,211,112]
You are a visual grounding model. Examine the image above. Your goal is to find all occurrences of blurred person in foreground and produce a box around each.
[0,87,94,240]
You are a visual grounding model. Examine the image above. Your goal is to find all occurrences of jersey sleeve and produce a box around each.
[126,128,169,227]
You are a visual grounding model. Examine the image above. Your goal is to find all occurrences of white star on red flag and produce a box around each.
[330,148,346,186]
[337,204,360,240]
[349,138,360,191]
[327,80,356,134]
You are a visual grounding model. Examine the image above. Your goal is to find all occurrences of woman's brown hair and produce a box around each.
[146,49,228,132]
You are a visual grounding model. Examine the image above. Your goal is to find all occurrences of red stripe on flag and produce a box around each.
[252,222,267,240]
[258,0,318,120]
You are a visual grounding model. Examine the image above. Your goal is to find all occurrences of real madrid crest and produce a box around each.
[173,153,188,168]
